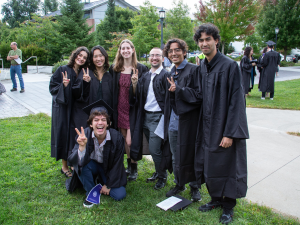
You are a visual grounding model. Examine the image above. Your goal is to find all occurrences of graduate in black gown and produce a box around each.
[260,41,281,100]
[177,23,249,224]
[70,46,113,156]
[240,47,256,97]
[49,46,90,178]
[257,47,268,90]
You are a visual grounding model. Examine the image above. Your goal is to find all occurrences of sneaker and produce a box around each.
[83,200,94,208]
[166,184,186,197]
[199,200,222,212]
[190,187,202,202]
[20,89,25,93]
[154,178,167,190]
[146,172,158,183]
[219,208,234,224]
[270,98,273,100]
[261,97,265,100]
[10,88,17,92]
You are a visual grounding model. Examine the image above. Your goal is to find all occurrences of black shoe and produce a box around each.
[154,178,167,190]
[125,158,131,176]
[146,172,158,183]
[10,88,17,92]
[83,200,94,208]
[199,200,222,212]
[128,162,138,181]
[166,184,186,197]
[219,208,234,224]
[20,89,25,93]
[190,187,202,202]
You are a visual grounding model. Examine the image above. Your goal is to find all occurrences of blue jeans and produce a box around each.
[10,65,24,89]
[78,160,126,201]
[168,130,198,189]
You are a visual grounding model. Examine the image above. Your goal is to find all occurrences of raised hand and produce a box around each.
[75,126,88,148]
[167,76,176,92]
[82,68,91,83]
[62,71,70,87]
[131,68,139,86]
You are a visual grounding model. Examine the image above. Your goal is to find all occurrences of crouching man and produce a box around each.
[68,100,127,208]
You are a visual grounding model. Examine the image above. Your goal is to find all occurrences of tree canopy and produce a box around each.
[195,0,259,54]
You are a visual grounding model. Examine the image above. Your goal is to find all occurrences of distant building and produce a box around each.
[45,0,138,32]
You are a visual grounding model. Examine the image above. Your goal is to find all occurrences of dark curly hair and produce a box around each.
[244,46,252,58]
[87,110,111,130]
[163,38,188,59]
[89,45,109,72]
[67,46,90,70]
[262,47,268,54]
[193,23,221,49]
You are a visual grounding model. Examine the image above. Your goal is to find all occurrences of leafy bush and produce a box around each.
[139,61,151,69]
[0,42,12,68]
[280,61,295,67]
[21,44,48,73]
[52,60,69,73]
[188,57,196,64]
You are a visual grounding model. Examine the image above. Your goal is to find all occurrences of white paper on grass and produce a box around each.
[154,115,164,139]
[14,58,22,64]
[156,196,182,211]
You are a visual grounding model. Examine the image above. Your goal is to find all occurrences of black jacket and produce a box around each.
[68,128,127,189]
[109,63,149,161]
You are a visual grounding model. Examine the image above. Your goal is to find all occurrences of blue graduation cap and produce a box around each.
[86,184,103,204]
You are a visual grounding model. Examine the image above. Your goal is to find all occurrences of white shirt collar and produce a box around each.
[151,66,163,75]
[92,130,111,144]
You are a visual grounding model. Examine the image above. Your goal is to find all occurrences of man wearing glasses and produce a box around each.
[162,39,201,202]
[131,47,169,190]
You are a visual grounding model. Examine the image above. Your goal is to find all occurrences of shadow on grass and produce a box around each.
[0,114,299,224]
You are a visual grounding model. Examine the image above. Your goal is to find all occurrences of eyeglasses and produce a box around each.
[149,54,162,58]
[168,48,182,54]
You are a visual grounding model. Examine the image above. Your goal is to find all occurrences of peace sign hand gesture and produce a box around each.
[75,127,88,150]
[131,69,139,86]
[167,77,176,92]
[62,71,70,87]
[82,68,91,83]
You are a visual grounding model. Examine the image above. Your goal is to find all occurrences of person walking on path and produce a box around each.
[7,42,25,93]
[260,41,281,100]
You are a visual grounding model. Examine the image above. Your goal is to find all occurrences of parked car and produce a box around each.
[279,54,284,61]
[286,55,298,63]
[141,54,149,58]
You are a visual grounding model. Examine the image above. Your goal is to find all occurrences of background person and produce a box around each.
[7,42,24,93]
[109,39,148,181]
[49,46,89,178]
[240,47,256,97]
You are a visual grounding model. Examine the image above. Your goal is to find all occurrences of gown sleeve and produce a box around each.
[72,69,90,102]
[49,66,68,105]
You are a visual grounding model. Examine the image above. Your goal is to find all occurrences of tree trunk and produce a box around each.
[221,41,225,55]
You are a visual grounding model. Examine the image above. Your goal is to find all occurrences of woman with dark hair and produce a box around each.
[49,46,90,178]
[240,46,256,96]
[249,48,257,93]
[257,47,268,90]
[70,46,113,159]
[109,39,148,181]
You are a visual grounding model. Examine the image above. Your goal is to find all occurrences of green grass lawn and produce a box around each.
[246,79,300,110]
[1,114,299,224]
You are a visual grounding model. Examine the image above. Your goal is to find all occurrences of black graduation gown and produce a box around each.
[240,56,252,94]
[161,63,198,179]
[130,68,169,165]
[257,55,264,89]
[49,65,77,161]
[69,70,113,154]
[68,128,127,189]
[109,63,149,161]
[197,52,249,199]
[260,50,281,93]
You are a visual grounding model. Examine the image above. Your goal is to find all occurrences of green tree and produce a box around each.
[130,1,160,59]
[244,30,265,55]
[53,0,95,55]
[1,0,40,28]
[96,0,119,48]
[42,0,59,15]
[164,0,197,51]
[115,6,136,33]
[256,0,300,59]
[105,32,133,61]
[195,0,259,54]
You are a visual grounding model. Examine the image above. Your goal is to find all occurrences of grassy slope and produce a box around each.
[0,114,299,224]
[246,79,300,110]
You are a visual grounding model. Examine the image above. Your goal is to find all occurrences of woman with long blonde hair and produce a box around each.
[109,39,148,181]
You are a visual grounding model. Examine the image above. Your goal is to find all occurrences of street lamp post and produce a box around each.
[275,27,279,51]
[159,8,165,50]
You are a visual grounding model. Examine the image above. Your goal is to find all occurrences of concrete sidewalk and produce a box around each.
[0,70,300,219]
